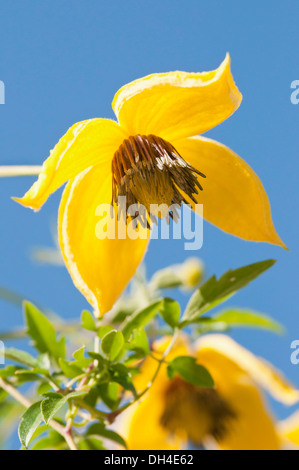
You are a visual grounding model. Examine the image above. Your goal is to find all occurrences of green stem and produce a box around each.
[74,399,108,421]
[72,330,179,425]
[107,328,180,421]
[0,377,78,450]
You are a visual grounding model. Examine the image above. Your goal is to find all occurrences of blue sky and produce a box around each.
[0,0,299,441]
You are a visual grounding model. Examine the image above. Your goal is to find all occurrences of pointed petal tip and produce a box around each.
[12,195,28,207]
[219,52,242,104]
[12,195,21,204]
[240,233,287,250]
[11,195,40,211]
[265,232,288,250]
[173,137,285,249]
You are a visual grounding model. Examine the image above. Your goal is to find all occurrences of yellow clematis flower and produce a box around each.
[118,335,299,450]
[14,54,284,316]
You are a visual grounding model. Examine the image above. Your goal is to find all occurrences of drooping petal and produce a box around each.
[196,335,299,405]
[14,119,127,210]
[112,54,242,141]
[196,336,282,450]
[174,136,285,247]
[58,162,149,316]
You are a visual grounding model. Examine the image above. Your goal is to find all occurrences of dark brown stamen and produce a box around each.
[111,134,206,227]
[160,377,236,445]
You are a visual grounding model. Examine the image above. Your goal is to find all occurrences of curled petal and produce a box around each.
[113,54,242,141]
[174,136,285,247]
[14,119,126,210]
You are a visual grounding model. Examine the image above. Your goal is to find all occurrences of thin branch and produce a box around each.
[76,329,180,425]
[0,377,31,408]
[0,165,42,177]
[0,378,78,450]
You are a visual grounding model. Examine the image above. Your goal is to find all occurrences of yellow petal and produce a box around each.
[118,337,189,450]
[196,337,281,450]
[217,381,280,450]
[196,335,299,405]
[58,161,149,316]
[278,411,299,448]
[113,54,242,141]
[14,119,126,210]
[174,136,285,247]
[119,394,184,450]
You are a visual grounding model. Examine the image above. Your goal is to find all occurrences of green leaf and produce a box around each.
[4,348,41,368]
[0,365,23,378]
[18,401,43,448]
[167,356,214,387]
[40,393,65,424]
[78,437,105,450]
[87,352,106,370]
[72,347,85,362]
[81,310,97,332]
[98,325,114,339]
[121,300,163,340]
[86,423,127,448]
[212,308,283,333]
[160,298,180,328]
[109,363,137,396]
[0,389,8,403]
[15,367,50,377]
[41,391,87,424]
[72,347,92,369]
[14,373,42,385]
[37,354,51,369]
[126,328,150,357]
[31,430,65,450]
[111,299,141,323]
[29,423,50,443]
[24,302,66,361]
[59,358,83,379]
[71,346,92,369]
[101,330,124,361]
[83,386,101,408]
[37,381,52,396]
[181,260,276,326]
[97,382,120,410]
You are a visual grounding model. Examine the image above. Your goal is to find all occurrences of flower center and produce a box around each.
[111,134,205,226]
[160,377,236,446]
